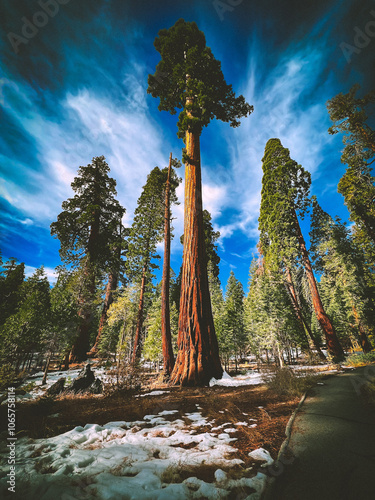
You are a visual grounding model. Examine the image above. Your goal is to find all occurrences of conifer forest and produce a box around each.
[1,3,375,499]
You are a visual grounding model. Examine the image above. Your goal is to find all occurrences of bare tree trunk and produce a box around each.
[292,209,345,361]
[161,152,175,378]
[170,126,223,386]
[41,354,51,385]
[131,266,147,364]
[352,305,373,353]
[275,343,284,368]
[284,265,326,361]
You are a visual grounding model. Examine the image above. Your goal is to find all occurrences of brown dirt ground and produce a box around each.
[0,367,301,473]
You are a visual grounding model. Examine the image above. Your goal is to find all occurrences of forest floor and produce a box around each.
[0,362,336,499]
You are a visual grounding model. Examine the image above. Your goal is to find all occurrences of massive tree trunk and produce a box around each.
[161,152,175,378]
[284,265,326,361]
[292,210,345,361]
[170,127,223,386]
[131,265,147,364]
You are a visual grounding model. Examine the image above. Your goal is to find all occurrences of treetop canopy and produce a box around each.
[148,18,253,139]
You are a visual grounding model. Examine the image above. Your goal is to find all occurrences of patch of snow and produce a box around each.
[136,390,170,397]
[214,468,227,483]
[209,370,264,387]
[0,408,271,499]
[248,447,274,466]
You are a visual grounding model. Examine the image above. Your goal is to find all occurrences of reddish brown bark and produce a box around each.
[292,210,345,360]
[284,266,326,361]
[131,266,147,364]
[161,153,175,377]
[169,128,223,386]
[352,305,373,353]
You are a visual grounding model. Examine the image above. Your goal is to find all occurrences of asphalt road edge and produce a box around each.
[261,390,308,500]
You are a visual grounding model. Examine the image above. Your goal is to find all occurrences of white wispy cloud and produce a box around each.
[1,62,173,229]
[24,265,58,284]
[209,39,337,253]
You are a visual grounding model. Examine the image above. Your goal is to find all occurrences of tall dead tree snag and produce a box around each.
[161,153,176,377]
[127,165,180,365]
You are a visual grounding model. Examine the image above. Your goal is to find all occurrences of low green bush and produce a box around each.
[266,367,322,397]
[0,363,18,391]
[345,352,375,367]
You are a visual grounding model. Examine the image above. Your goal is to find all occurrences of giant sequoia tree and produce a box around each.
[259,139,345,361]
[148,18,252,385]
[51,156,125,362]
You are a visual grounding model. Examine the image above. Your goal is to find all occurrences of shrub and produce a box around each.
[345,352,375,367]
[103,360,143,395]
[265,367,321,397]
[0,363,18,390]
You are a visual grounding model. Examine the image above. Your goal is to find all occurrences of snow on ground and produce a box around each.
[0,407,270,499]
[1,365,111,404]
[136,390,170,398]
[2,361,339,405]
[209,370,265,387]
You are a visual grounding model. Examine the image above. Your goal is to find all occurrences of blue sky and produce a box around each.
[0,0,374,289]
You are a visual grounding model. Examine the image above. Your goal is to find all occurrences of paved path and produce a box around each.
[264,366,375,500]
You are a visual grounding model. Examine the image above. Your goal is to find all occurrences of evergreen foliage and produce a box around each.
[148,18,253,140]
[327,85,375,247]
[0,267,51,367]
[51,156,125,272]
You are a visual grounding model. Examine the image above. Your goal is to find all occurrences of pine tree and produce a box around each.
[0,267,51,369]
[89,226,129,357]
[49,268,80,366]
[259,138,345,361]
[127,166,179,363]
[0,260,25,327]
[102,285,139,362]
[310,197,374,352]
[207,263,226,367]
[223,271,246,373]
[245,259,299,367]
[327,84,375,246]
[50,156,125,362]
[148,18,252,386]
